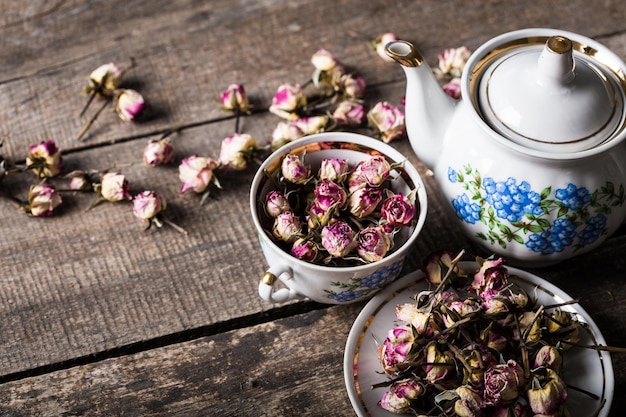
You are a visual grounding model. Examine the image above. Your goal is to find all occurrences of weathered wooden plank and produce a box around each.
[0,301,623,416]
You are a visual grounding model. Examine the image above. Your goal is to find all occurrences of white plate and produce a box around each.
[344,262,614,417]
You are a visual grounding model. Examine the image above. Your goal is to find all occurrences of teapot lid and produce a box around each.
[472,33,625,153]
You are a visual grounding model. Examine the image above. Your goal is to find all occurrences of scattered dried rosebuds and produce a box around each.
[115,89,145,122]
[26,183,62,217]
[366,101,406,143]
[26,140,63,178]
[370,32,399,63]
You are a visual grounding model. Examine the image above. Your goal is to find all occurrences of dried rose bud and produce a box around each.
[348,187,382,218]
[332,100,365,126]
[26,140,63,178]
[483,360,524,407]
[454,385,484,417]
[290,237,318,262]
[351,155,391,188]
[88,62,123,96]
[356,225,392,263]
[546,310,580,348]
[533,345,563,372]
[66,170,92,191]
[480,328,509,352]
[338,74,366,99]
[517,311,542,344]
[265,190,290,218]
[462,344,498,388]
[321,220,356,257]
[143,138,174,167]
[367,101,405,143]
[318,158,349,183]
[115,89,144,122]
[489,401,529,417]
[371,32,399,63]
[527,368,568,415]
[179,155,220,194]
[132,190,166,221]
[470,257,507,294]
[378,378,423,414]
[100,172,131,202]
[219,83,250,113]
[482,297,511,318]
[424,341,455,383]
[280,154,311,184]
[311,49,341,72]
[271,121,305,150]
[272,211,302,243]
[311,49,345,91]
[293,115,330,135]
[27,183,62,216]
[422,250,460,286]
[443,77,462,99]
[218,133,257,171]
[269,83,307,120]
[442,299,481,328]
[381,193,415,226]
[395,303,432,336]
[313,179,347,212]
[377,325,415,376]
[437,46,471,78]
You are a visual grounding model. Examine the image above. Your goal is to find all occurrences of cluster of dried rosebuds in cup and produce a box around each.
[263,151,417,266]
[374,250,599,417]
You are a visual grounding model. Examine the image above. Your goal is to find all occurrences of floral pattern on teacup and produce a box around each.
[448,165,625,255]
[324,260,403,302]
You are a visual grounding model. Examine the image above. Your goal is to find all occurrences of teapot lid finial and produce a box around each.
[474,34,624,152]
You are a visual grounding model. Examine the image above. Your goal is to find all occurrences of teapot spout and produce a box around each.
[386,41,456,169]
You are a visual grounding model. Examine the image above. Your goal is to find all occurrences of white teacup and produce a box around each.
[250,132,428,304]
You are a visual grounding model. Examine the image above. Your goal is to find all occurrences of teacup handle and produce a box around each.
[258,264,303,303]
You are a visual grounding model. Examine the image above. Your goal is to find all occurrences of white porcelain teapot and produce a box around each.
[386,28,626,265]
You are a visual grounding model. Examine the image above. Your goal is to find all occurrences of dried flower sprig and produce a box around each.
[373,249,615,417]
[77,60,145,141]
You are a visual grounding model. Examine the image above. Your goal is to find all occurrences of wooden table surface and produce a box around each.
[1,1,625,416]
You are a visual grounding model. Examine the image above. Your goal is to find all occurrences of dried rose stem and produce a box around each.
[561,340,626,353]
[77,99,110,141]
[162,217,188,235]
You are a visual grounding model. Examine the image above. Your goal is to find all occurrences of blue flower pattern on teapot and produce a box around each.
[448,165,625,255]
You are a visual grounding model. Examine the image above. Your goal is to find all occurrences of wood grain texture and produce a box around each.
[1,0,626,416]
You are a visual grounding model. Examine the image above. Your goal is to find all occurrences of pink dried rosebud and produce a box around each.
[179,155,220,194]
[546,310,580,348]
[218,133,258,171]
[265,190,290,218]
[27,183,62,216]
[290,237,318,262]
[424,341,455,383]
[66,170,92,191]
[483,360,524,407]
[442,299,481,328]
[321,220,356,257]
[100,172,131,202]
[272,211,302,243]
[348,187,382,218]
[422,250,460,286]
[219,83,250,113]
[332,100,365,126]
[269,83,307,120]
[293,115,330,135]
[143,138,174,167]
[462,344,499,388]
[396,303,432,337]
[378,378,423,414]
[367,101,405,143]
[281,154,311,184]
[381,193,415,226]
[443,77,462,99]
[480,328,509,352]
[437,46,471,78]
[454,385,485,417]
[482,297,511,318]
[371,32,399,63]
[356,225,392,263]
[351,155,391,188]
[132,190,166,221]
[318,158,349,183]
[88,62,123,96]
[527,368,568,415]
[115,89,144,122]
[338,74,366,99]
[26,140,63,178]
[533,345,563,372]
[377,324,415,376]
[313,179,347,212]
[271,121,305,150]
[311,48,342,72]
